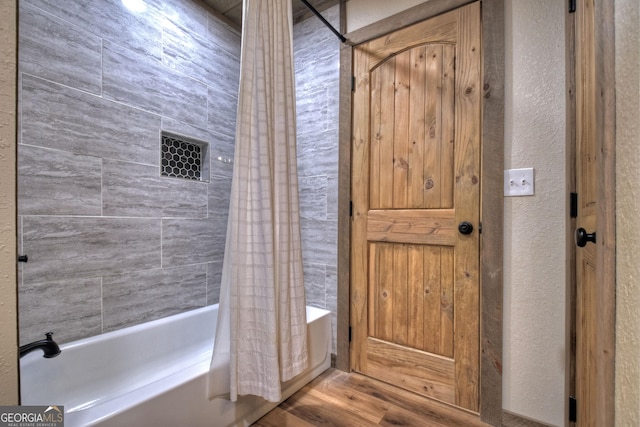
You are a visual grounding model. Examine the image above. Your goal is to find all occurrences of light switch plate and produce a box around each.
[504,168,534,196]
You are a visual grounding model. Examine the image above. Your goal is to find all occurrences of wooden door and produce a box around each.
[350,2,481,412]
[572,0,615,424]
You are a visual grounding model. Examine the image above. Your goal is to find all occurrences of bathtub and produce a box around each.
[20,304,332,427]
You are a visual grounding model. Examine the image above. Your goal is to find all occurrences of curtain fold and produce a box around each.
[208,0,308,403]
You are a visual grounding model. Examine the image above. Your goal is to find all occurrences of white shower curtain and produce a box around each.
[207,0,308,403]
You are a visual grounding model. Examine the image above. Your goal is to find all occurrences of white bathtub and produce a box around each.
[20,304,332,427]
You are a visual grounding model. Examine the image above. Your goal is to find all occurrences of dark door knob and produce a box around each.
[458,221,474,235]
[575,227,596,247]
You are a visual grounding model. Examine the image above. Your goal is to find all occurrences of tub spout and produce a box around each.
[20,332,61,359]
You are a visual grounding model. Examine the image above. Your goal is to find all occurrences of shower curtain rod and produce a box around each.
[298,0,347,43]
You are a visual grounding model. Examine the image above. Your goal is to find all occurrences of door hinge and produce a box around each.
[570,192,578,218]
[569,0,576,13]
[351,75,356,92]
[349,326,352,342]
[350,201,353,217]
[569,396,577,422]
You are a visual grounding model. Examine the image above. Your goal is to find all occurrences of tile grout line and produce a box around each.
[160,217,163,270]
[100,158,104,217]
[100,276,104,335]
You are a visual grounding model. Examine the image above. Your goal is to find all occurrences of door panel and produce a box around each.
[351,2,481,412]
[370,46,456,211]
[368,242,454,356]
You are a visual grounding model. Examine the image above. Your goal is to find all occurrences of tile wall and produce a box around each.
[293,5,340,352]
[17,0,340,353]
[17,0,240,345]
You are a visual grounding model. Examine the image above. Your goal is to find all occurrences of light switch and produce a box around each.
[504,168,534,196]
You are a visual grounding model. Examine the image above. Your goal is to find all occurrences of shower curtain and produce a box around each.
[207,0,308,403]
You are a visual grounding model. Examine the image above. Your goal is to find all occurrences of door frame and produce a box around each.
[565,0,616,424]
[336,0,504,424]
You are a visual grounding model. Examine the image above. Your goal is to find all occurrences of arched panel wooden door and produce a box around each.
[350,2,481,412]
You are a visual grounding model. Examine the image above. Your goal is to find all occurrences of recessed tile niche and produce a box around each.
[161,132,210,182]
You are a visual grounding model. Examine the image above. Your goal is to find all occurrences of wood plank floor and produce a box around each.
[252,368,491,427]
[253,369,551,427]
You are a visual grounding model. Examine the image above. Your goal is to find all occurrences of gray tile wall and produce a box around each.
[293,6,340,353]
[18,0,340,352]
[17,0,240,345]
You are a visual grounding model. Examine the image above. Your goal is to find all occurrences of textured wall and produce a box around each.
[345,0,425,32]
[0,0,19,406]
[503,1,567,425]
[615,0,640,424]
[17,0,240,345]
[293,5,340,353]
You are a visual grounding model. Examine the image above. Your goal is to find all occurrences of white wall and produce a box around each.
[347,1,567,425]
[615,0,640,425]
[503,1,566,425]
[346,0,425,32]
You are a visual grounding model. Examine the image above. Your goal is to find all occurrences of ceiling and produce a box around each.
[200,0,340,29]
